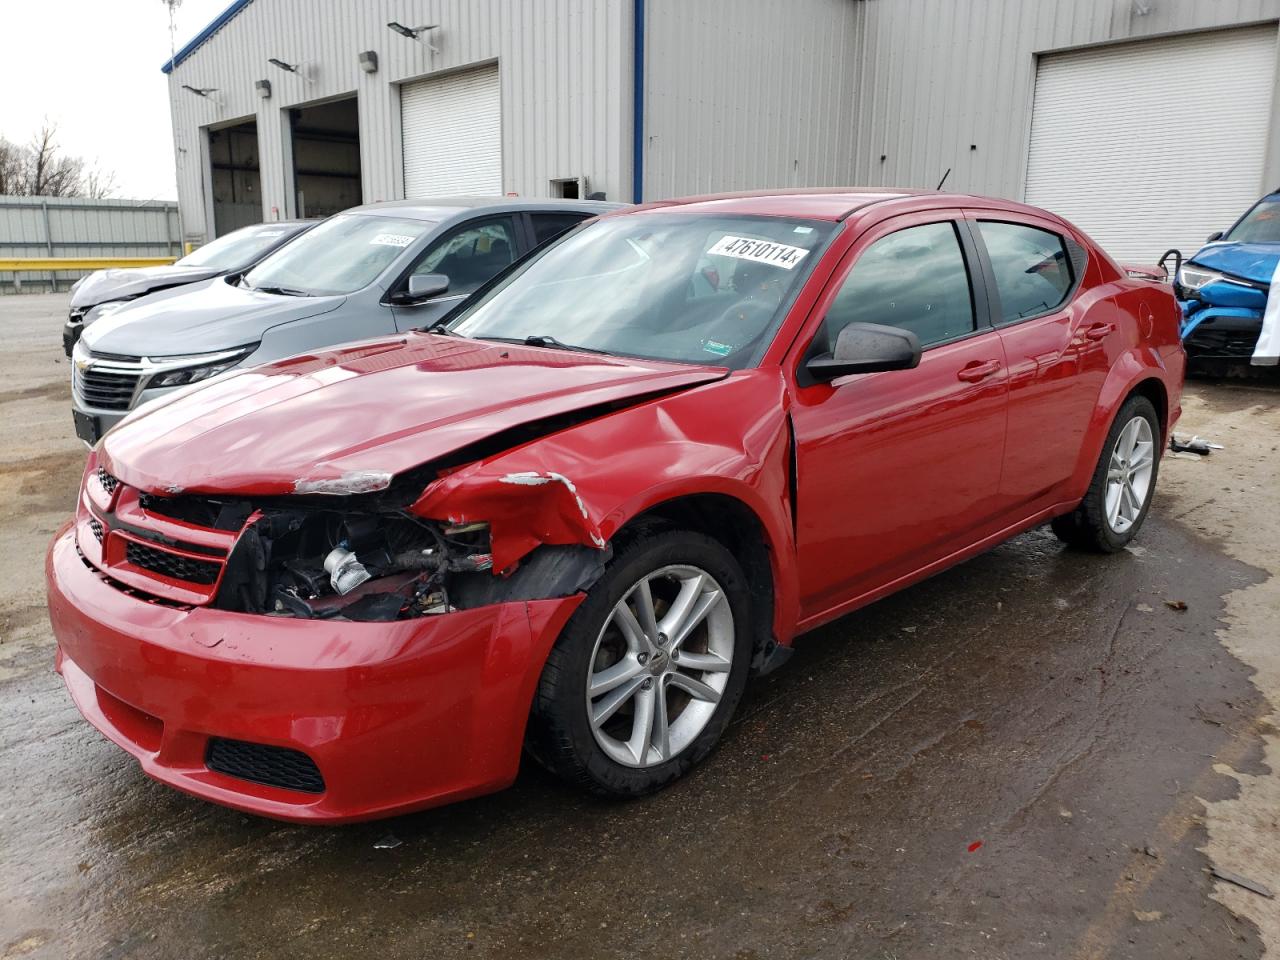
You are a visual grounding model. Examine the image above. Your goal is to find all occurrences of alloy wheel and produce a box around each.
[585,564,735,768]
[1105,415,1155,534]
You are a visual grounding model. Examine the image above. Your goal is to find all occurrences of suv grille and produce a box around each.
[96,467,119,495]
[88,517,104,542]
[207,739,325,793]
[125,541,221,585]
[75,366,140,411]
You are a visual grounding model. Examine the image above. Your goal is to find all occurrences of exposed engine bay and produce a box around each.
[131,487,608,623]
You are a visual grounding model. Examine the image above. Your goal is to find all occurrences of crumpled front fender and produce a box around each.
[411,369,802,642]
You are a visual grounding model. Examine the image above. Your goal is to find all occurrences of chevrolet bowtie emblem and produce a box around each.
[74,357,91,372]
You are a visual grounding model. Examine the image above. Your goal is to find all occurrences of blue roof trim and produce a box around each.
[160,0,254,74]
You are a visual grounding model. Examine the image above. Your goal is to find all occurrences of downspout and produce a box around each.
[632,0,645,203]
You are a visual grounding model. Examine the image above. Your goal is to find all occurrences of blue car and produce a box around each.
[1174,191,1280,369]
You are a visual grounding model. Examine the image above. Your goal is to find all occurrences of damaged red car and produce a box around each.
[47,190,1184,822]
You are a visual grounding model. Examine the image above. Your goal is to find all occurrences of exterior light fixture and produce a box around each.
[268,57,299,72]
[181,84,218,98]
[387,21,439,52]
[359,50,379,74]
[255,79,272,98]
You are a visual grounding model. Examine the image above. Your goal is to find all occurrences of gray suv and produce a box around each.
[72,197,621,444]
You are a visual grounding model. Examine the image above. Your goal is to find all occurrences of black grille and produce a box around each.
[89,517,104,542]
[206,738,325,793]
[125,541,221,585]
[96,467,119,495]
[77,368,139,411]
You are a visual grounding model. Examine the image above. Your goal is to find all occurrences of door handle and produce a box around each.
[1084,322,1116,341]
[956,359,1001,382]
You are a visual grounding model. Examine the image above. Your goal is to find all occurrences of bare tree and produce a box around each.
[0,137,24,196]
[0,123,118,199]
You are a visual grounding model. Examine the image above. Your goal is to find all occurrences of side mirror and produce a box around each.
[1206,230,1224,243]
[806,322,922,381]
[392,273,450,304]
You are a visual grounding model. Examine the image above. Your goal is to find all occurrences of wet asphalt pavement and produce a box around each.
[1,294,1276,959]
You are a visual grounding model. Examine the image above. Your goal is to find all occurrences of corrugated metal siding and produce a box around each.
[0,195,180,292]
[1025,25,1277,262]
[641,0,862,199]
[849,0,1280,200]
[167,0,631,240]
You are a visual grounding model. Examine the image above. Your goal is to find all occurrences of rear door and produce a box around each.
[790,212,1009,620]
[965,212,1110,511]
[527,211,593,249]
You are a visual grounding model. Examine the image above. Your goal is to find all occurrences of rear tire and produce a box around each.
[526,529,753,798]
[1051,394,1161,553]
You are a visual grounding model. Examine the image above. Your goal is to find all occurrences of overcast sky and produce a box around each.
[0,0,231,201]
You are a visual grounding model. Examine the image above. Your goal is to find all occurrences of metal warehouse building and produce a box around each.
[167,0,1280,261]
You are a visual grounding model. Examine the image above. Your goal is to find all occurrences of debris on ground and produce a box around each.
[1169,434,1224,456]
[1210,867,1275,899]
[1133,910,1163,922]
[373,832,402,850]
[1136,603,1154,612]
[1141,845,1160,860]
[1165,600,1188,611]
[1194,704,1224,727]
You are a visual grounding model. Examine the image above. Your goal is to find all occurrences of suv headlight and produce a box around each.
[1176,265,1226,291]
[148,345,257,389]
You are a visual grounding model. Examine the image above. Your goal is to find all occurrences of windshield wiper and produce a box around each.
[423,321,454,336]
[253,284,311,297]
[477,334,612,355]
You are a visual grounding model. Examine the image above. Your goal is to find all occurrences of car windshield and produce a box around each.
[449,213,835,368]
[175,223,301,271]
[1225,197,1280,243]
[243,214,433,296]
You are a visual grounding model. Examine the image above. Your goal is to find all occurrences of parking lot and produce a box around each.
[0,291,1277,959]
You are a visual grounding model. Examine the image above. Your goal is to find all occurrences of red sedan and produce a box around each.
[47,190,1184,822]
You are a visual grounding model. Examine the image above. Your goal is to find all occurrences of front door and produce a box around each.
[389,215,520,330]
[790,215,1010,621]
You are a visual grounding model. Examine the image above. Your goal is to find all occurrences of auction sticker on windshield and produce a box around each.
[707,235,810,270]
[371,234,415,248]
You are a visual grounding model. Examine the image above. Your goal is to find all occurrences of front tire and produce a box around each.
[526,529,753,798]
[1051,394,1161,552]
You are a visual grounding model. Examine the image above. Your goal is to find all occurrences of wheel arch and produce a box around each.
[1067,355,1172,500]
[612,489,792,670]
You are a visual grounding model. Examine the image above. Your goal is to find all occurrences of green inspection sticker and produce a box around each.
[702,340,733,357]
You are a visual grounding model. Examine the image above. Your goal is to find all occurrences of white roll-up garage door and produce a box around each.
[401,64,501,197]
[1025,25,1277,263]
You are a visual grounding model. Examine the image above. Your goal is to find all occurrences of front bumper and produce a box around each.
[46,526,581,822]
[1178,301,1272,363]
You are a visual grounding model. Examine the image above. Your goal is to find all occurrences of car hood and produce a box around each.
[70,264,222,310]
[1189,241,1280,286]
[81,277,345,357]
[101,334,729,496]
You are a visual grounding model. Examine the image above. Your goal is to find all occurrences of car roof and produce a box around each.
[625,189,1056,224]
[347,197,627,223]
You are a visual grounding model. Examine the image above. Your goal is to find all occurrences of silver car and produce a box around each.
[72,197,622,444]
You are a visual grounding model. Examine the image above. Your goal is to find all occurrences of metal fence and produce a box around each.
[0,195,181,293]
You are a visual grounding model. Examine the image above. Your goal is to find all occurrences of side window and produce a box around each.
[410,217,517,297]
[824,221,975,349]
[978,221,1073,323]
[531,213,588,246]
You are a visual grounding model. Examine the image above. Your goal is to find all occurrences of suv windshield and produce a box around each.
[244,214,433,296]
[1225,197,1280,243]
[449,213,834,368]
[176,223,300,271]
